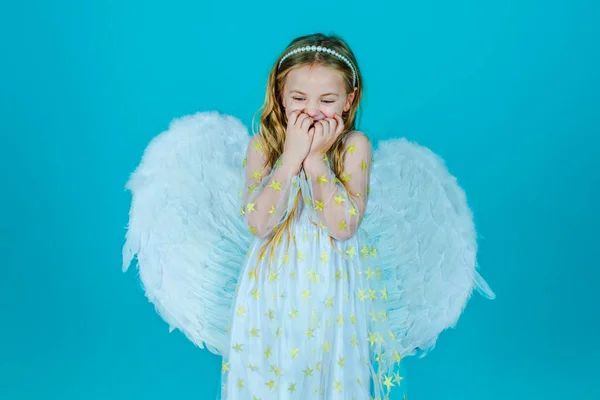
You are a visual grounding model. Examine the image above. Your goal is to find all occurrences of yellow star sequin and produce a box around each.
[252,169,262,180]
[347,143,357,154]
[382,375,394,390]
[361,245,370,258]
[236,379,244,389]
[268,180,282,191]
[246,202,256,212]
[301,289,311,300]
[265,309,275,320]
[324,296,334,308]
[358,288,367,301]
[307,270,320,284]
[315,200,324,211]
[380,287,388,300]
[393,372,404,384]
[264,346,272,359]
[222,361,230,373]
[338,220,348,231]
[369,288,377,300]
[305,328,315,339]
[341,172,351,182]
[303,366,314,377]
[337,356,345,368]
[317,174,328,184]
[346,246,357,257]
[270,364,283,377]
[249,327,260,337]
[361,160,367,171]
[251,288,260,299]
[268,204,275,214]
[334,195,345,205]
[233,342,243,352]
[290,347,300,359]
[288,383,296,393]
[268,271,278,282]
[236,306,247,316]
[367,332,378,346]
[289,308,298,319]
[320,252,329,263]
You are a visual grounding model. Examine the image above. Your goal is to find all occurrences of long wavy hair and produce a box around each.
[251,33,364,274]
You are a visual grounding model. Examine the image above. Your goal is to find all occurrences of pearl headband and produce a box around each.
[278,45,357,87]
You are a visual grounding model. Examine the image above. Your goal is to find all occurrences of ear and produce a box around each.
[343,87,358,112]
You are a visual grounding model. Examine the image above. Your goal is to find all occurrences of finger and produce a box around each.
[324,118,335,137]
[334,113,345,136]
[300,115,314,132]
[289,109,302,125]
[315,121,324,137]
[295,112,307,125]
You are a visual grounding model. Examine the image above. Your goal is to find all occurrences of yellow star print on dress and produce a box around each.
[122,111,494,400]
[221,130,404,399]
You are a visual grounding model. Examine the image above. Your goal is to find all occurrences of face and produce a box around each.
[281,64,356,123]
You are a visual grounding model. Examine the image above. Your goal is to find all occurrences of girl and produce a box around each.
[225,34,393,399]
[122,33,494,400]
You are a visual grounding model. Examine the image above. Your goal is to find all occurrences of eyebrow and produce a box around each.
[290,90,340,97]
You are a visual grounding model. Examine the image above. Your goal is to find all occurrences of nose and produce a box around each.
[305,107,323,120]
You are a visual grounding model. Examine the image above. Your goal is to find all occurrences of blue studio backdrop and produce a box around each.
[1,1,598,399]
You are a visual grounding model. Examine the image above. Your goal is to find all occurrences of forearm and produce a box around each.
[244,154,302,238]
[302,155,361,240]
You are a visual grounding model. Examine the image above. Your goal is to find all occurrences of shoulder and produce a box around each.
[247,134,266,153]
[343,130,372,154]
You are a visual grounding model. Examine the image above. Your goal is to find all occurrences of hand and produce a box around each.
[283,110,314,167]
[305,113,345,161]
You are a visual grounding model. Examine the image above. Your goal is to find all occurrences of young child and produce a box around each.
[122,33,494,400]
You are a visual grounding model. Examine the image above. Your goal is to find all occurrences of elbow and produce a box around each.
[331,227,358,241]
[245,215,271,239]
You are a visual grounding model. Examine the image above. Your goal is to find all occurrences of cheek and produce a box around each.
[322,103,345,118]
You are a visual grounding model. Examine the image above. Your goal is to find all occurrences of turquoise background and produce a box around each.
[1,0,598,399]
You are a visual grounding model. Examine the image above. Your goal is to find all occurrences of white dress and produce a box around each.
[121,111,495,400]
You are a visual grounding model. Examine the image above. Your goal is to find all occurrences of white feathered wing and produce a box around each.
[362,137,495,358]
[122,111,251,355]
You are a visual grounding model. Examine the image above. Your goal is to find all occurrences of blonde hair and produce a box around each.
[251,33,364,275]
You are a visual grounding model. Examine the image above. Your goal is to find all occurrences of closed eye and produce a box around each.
[293,97,335,104]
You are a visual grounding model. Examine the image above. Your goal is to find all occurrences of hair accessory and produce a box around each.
[278,45,357,87]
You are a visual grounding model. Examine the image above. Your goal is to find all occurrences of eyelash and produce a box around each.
[292,97,334,104]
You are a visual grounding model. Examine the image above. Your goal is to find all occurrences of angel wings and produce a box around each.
[122,111,494,357]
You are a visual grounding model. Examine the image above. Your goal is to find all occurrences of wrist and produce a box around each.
[280,154,303,175]
[302,153,327,174]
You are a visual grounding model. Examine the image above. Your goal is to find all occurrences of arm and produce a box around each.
[302,131,372,241]
[241,136,302,239]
